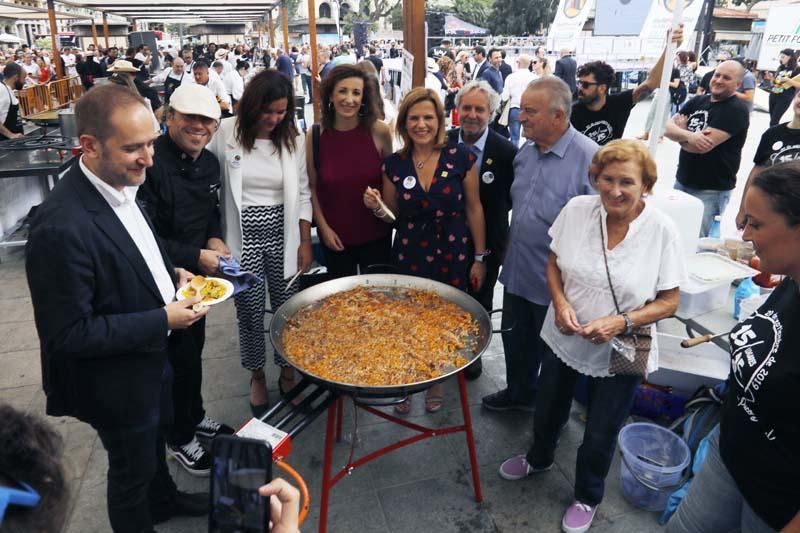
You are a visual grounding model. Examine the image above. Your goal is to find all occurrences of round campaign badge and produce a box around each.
[482,171,495,184]
[230,154,242,169]
[403,176,416,190]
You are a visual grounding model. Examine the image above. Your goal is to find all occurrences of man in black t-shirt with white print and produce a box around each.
[665,60,750,237]
[735,90,800,229]
[569,25,684,145]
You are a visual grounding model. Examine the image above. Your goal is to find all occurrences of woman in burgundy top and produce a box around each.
[307,64,395,277]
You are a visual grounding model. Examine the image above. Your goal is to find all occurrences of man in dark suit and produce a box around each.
[480,48,504,95]
[25,84,210,533]
[499,50,513,82]
[472,45,489,80]
[449,79,517,380]
[554,48,577,95]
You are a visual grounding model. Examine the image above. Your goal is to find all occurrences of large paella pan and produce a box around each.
[269,274,497,398]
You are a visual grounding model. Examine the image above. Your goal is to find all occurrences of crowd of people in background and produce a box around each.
[2,25,799,533]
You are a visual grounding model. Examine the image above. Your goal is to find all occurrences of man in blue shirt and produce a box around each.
[483,76,598,412]
[275,48,295,80]
[480,48,504,95]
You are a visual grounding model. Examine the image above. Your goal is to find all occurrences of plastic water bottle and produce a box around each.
[733,278,759,320]
[709,216,721,239]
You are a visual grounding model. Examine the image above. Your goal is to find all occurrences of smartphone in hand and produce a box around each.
[209,435,273,533]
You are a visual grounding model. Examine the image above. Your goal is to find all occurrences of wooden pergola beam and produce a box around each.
[46,0,64,79]
[102,11,109,48]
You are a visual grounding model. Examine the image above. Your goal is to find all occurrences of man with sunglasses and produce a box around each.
[570,25,684,146]
[137,84,235,477]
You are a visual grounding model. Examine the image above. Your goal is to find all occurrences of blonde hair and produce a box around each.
[589,139,658,193]
[396,87,447,158]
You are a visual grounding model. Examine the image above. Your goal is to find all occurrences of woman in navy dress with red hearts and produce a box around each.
[365,87,487,413]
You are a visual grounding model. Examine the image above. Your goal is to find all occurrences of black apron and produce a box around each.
[163,72,184,104]
[1,84,23,140]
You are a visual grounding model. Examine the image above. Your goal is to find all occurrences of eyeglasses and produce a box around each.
[0,481,41,525]
[578,81,600,89]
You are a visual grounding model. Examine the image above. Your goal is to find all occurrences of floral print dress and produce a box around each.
[384,143,476,289]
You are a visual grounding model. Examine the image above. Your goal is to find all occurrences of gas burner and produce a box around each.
[0,136,75,151]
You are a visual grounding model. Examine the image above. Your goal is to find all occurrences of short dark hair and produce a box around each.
[320,64,379,131]
[235,69,298,155]
[193,59,209,71]
[3,62,22,80]
[472,45,486,58]
[752,161,800,227]
[577,60,615,87]
[488,48,502,59]
[76,83,150,141]
[0,404,69,533]
[236,59,250,71]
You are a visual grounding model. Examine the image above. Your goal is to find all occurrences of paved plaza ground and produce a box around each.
[0,99,771,532]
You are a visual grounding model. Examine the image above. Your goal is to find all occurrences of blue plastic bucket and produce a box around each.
[618,422,691,511]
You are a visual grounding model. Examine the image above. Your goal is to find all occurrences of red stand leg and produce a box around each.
[335,397,344,442]
[319,402,337,533]
[457,372,483,502]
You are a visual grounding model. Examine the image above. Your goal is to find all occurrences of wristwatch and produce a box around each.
[474,250,490,263]
[621,312,634,335]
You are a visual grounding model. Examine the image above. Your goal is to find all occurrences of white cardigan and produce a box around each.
[209,117,312,279]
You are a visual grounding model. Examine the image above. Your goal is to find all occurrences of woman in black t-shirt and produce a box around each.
[735,90,800,229]
[668,161,800,533]
[768,48,800,127]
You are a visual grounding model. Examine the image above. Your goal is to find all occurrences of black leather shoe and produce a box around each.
[151,491,209,524]
[463,357,483,380]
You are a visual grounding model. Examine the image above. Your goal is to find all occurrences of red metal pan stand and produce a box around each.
[318,372,483,533]
[261,373,483,533]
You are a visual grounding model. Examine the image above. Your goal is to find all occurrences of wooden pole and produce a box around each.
[268,10,275,48]
[307,0,319,123]
[102,12,109,49]
[281,0,289,53]
[90,20,99,50]
[46,0,64,79]
[407,0,425,88]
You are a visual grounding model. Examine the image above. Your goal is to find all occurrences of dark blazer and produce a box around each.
[480,67,503,95]
[474,60,489,80]
[25,164,174,429]
[555,56,578,94]
[447,127,516,262]
[500,61,512,82]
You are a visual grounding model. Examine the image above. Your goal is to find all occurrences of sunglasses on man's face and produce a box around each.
[578,80,600,89]
[0,481,41,525]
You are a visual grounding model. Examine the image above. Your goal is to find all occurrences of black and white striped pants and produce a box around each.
[235,205,297,370]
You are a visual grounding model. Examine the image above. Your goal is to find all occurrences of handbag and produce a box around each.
[599,213,652,377]
[498,99,510,127]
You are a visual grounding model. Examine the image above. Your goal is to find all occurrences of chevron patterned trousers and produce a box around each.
[235,205,297,370]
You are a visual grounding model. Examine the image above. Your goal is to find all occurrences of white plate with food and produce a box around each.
[176,276,234,305]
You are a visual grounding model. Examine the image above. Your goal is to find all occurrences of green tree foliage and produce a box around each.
[725,0,759,11]
[286,0,302,18]
[452,0,492,27]
[488,0,557,35]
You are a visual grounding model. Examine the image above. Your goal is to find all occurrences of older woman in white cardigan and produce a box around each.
[209,69,312,416]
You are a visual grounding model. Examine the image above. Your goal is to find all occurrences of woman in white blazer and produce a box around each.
[209,69,312,415]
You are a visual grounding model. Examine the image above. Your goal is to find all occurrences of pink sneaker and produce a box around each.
[561,501,597,533]
[498,454,552,480]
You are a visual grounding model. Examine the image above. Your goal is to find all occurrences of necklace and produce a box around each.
[413,150,435,169]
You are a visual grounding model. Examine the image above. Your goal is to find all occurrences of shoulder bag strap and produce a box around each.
[312,123,321,175]
[599,211,622,315]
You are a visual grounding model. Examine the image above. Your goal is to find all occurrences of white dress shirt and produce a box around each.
[80,157,176,306]
[502,69,538,109]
